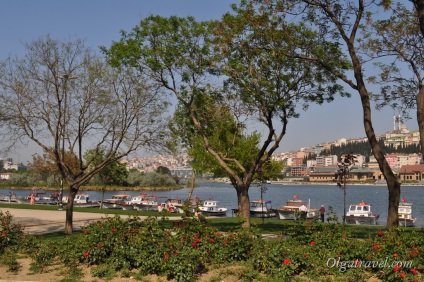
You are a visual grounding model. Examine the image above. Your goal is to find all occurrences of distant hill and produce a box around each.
[306,140,420,161]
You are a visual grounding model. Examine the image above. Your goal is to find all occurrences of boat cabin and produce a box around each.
[347,201,372,216]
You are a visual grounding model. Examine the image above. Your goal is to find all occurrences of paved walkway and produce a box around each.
[0,208,145,235]
[1,207,279,239]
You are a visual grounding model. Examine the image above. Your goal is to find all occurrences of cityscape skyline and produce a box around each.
[0,1,418,164]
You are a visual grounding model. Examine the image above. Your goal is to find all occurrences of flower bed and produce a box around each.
[0,210,423,281]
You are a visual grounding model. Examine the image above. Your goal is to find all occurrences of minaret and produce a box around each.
[393,114,396,130]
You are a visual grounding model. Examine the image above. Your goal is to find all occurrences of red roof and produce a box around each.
[399,164,424,174]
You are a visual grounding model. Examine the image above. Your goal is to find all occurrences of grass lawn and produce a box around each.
[1,202,409,240]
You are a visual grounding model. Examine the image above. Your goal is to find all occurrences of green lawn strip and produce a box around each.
[1,203,418,240]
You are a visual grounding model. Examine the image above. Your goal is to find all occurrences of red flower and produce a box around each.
[83,251,90,257]
[310,241,315,246]
[181,237,187,242]
[210,238,215,243]
[393,264,401,272]
[223,240,228,246]
[400,271,405,278]
[393,253,398,257]
[97,244,102,249]
[192,242,197,248]
[304,253,309,258]
[164,252,170,261]
[410,268,418,274]
[283,258,290,265]
[196,238,201,243]
[373,244,381,250]
[2,232,7,237]
[110,229,116,233]
[216,232,223,237]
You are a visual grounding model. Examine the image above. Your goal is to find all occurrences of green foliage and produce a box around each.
[126,170,177,187]
[0,211,25,254]
[84,148,129,186]
[0,211,26,273]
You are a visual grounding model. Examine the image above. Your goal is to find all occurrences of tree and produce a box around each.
[104,12,346,227]
[84,148,128,208]
[0,36,168,234]
[156,166,171,175]
[273,0,401,228]
[360,1,424,162]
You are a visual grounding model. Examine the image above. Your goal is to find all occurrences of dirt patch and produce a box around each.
[0,258,251,282]
[0,257,386,282]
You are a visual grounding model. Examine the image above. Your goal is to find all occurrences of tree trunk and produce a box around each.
[65,187,77,234]
[356,76,400,229]
[386,177,401,227]
[416,86,424,162]
[237,185,251,228]
[187,171,196,201]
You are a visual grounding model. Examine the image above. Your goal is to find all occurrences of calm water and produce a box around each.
[2,182,424,227]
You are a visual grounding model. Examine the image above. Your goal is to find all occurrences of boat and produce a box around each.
[159,198,184,213]
[122,194,162,211]
[100,193,131,209]
[345,201,379,225]
[198,200,227,216]
[62,193,100,208]
[158,197,202,213]
[249,200,276,218]
[398,199,416,227]
[273,198,318,220]
[0,192,20,203]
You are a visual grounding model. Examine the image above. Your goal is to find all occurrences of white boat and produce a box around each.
[249,200,276,218]
[63,193,100,208]
[158,198,184,213]
[100,194,131,209]
[158,197,202,213]
[398,201,416,227]
[198,200,227,216]
[273,198,318,220]
[345,201,379,225]
[123,194,161,211]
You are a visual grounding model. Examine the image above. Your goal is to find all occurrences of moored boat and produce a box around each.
[398,199,416,227]
[123,194,162,211]
[273,197,318,220]
[63,193,99,208]
[345,201,379,225]
[100,194,131,209]
[198,200,227,216]
[159,197,202,213]
[250,200,276,218]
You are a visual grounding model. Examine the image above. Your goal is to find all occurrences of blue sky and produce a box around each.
[0,1,416,163]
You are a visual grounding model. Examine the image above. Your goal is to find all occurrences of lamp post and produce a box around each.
[259,180,268,224]
[335,154,356,223]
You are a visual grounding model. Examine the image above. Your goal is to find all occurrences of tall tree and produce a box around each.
[0,36,168,233]
[361,1,424,162]
[273,0,401,228]
[104,13,346,227]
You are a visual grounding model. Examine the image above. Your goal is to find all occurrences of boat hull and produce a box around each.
[345,215,378,225]
[275,210,318,220]
[398,218,416,227]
